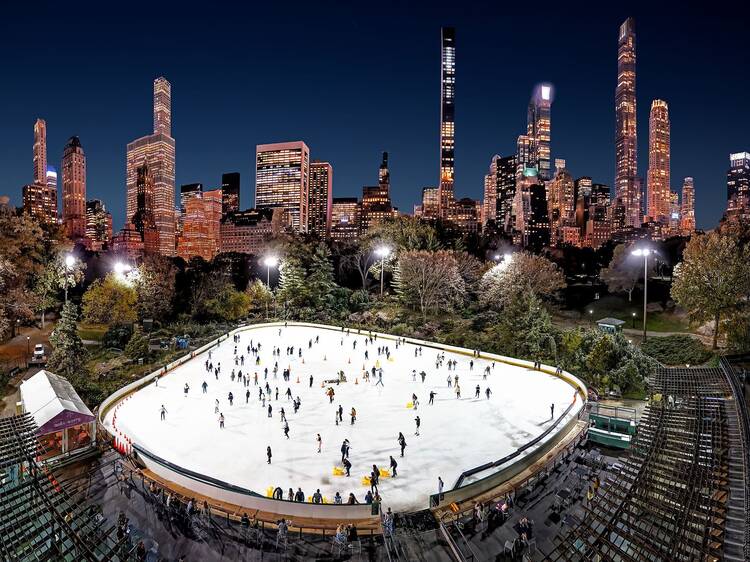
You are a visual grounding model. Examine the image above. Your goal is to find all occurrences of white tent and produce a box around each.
[20,370,94,436]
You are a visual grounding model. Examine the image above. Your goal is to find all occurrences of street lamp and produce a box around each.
[64,254,76,304]
[375,246,391,296]
[26,336,30,368]
[263,256,279,287]
[632,312,636,329]
[631,247,653,342]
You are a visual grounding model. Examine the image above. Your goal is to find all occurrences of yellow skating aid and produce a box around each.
[323,496,329,504]
[266,486,274,498]
[361,476,371,487]
[406,402,413,409]
[379,468,390,478]
[388,356,394,362]
[375,360,381,368]
[333,466,344,476]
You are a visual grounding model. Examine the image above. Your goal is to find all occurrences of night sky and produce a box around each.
[1,1,747,231]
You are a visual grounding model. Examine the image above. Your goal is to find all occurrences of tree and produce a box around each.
[203,286,252,322]
[246,279,274,316]
[47,301,87,378]
[33,251,86,328]
[671,232,750,349]
[367,216,441,252]
[600,243,654,302]
[124,325,149,359]
[135,255,177,321]
[81,274,138,326]
[490,291,558,360]
[394,250,465,319]
[479,252,565,311]
[276,254,308,312]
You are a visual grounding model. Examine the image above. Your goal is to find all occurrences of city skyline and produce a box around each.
[1,2,748,231]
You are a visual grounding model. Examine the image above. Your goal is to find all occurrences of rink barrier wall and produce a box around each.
[99,321,587,513]
[133,443,375,520]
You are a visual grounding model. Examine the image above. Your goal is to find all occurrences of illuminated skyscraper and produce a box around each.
[360,152,394,232]
[62,136,87,239]
[527,84,553,181]
[680,177,695,234]
[221,172,240,217]
[85,199,112,251]
[438,27,456,218]
[255,141,310,232]
[615,17,640,228]
[126,77,176,256]
[482,155,516,230]
[132,163,159,254]
[33,118,47,185]
[727,152,750,220]
[330,197,360,243]
[420,187,439,219]
[646,99,671,222]
[547,159,575,245]
[308,161,333,238]
[177,189,222,261]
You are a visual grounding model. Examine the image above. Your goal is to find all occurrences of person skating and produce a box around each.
[267,404,272,418]
[316,433,322,453]
[280,407,286,422]
[485,387,492,399]
[350,407,357,425]
[267,446,272,464]
[414,415,421,436]
[389,455,398,477]
[184,383,190,397]
[219,413,225,429]
[340,439,350,462]
[309,374,313,388]
[228,391,234,406]
[550,403,555,419]
[429,391,436,405]
[343,457,352,477]
[160,405,167,421]
[202,381,208,394]
[338,405,343,423]
[214,399,220,414]
[475,384,480,398]
[421,371,427,383]
[447,375,452,388]
[398,432,407,457]
[438,476,444,501]
[283,421,290,439]
[455,384,461,399]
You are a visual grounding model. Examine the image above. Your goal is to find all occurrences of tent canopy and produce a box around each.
[20,370,94,435]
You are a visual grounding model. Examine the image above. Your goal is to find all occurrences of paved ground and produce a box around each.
[0,324,53,415]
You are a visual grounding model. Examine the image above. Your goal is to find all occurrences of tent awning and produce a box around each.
[20,370,94,435]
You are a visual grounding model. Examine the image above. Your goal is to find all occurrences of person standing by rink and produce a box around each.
[414,415,421,436]
[267,446,272,464]
[160,405,168,421]
[317,433,322,453]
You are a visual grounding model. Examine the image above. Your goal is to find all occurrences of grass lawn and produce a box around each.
[77,323,109,342]
[578,296,690,333]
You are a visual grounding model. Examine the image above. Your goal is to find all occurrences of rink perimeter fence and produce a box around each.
[98,321,587,520]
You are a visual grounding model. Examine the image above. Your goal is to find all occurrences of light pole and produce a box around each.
[632,312,636,329]
[631,248,653,342]
[26,336,30,367]
[64,254,76,304]
[263,256,278,287]
[375,247,391,296]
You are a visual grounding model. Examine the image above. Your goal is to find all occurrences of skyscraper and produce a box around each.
[646,100,671,222]
[308,161,333,238]
[360,152,395,232]
[482,155,516,230]
[132,163,159,254]
[255,141,310,232]
[330,197,360,243]
[62,136,87,240]
[177,189,222,261]
[126,77,176,256]
[438,27,456,218]
[527,84,553,181]
[221,172,240,217]
[85,199,113,251]
[33,118,47,185]
[727,152,750,220]
[615,17,640,229]
[680,177,695,234]
[547,159,575,245]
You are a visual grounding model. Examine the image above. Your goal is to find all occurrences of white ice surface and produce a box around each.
[105,325,578,511]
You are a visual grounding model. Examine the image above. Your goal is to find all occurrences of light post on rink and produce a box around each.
[375,246,391,296]
[263,256,279,320]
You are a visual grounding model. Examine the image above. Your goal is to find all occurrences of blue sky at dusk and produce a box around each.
[1,1,747,231]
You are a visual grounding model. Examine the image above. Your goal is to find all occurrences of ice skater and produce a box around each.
[398,432,407,457]
[280,407,286,422]
[160,405,167,421]
[390,455,398,477]
[246,389,250,403]
[183,383,190,397]
[429,390,436,405]
[447,375,452,388]
[376,372,384,386]
[475,384,481,398]
[202,381,208,394]
[414,415,421,436]
[550,403,555,419]
[228,391,234,406]
[309,375,313,388]
[343,457,352,477]
[350,407,357,425]
[214,399,219,414]
[267,446,272,464]
[317,433,322,453]
[338,405,343,423]
[411,393,419,410]
[486,387,492,399]
[283,421,290,439]
[438,476,444,501]
[219,413,225,429]
[455,384,461,399]
[341,439,350,462]
[267,404,273,418]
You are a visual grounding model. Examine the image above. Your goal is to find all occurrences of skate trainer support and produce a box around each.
[98,321,587,522]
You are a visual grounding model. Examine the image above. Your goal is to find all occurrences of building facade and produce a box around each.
[33,118,47,186]
[615,17,640,229]
[680,177,695,234]
[126,77,176,256]
[527,84,553,181]
[61,136,87,240]
[727,152,750,221]
[220,208,275,255]
[646,99,671,222]
[330,197,360,243]
[308,161,333,238]
[85,199,112,251]
[221,172,240,217]
[360,152,394,233]
[177,189,222,261]
[438,27,456,218]
[255,141,310,233]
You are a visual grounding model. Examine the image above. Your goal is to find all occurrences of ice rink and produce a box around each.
[105,324,579,511]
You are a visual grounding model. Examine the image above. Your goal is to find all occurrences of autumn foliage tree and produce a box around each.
[479,252,565,311]
[82,274,138,326]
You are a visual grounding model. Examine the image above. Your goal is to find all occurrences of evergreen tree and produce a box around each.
[276,254,307,314]
[307,244,336,310]
[47,301,88,378]
[124,325,149,359]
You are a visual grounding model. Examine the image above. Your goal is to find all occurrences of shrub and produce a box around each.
[640,335,712,366]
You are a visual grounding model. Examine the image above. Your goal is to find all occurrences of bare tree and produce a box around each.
[600,244,654,302]
[394,250,465,319]
[479,252,565,311]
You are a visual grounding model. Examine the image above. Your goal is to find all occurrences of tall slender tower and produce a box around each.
[615,17,639,228]
[527,84,553,181]
[61,136,87,239]
[646,100,671,222]
[33,118,48,185]
[126,77,176,256]
[438,26,456,218]
[680,178,695,234]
